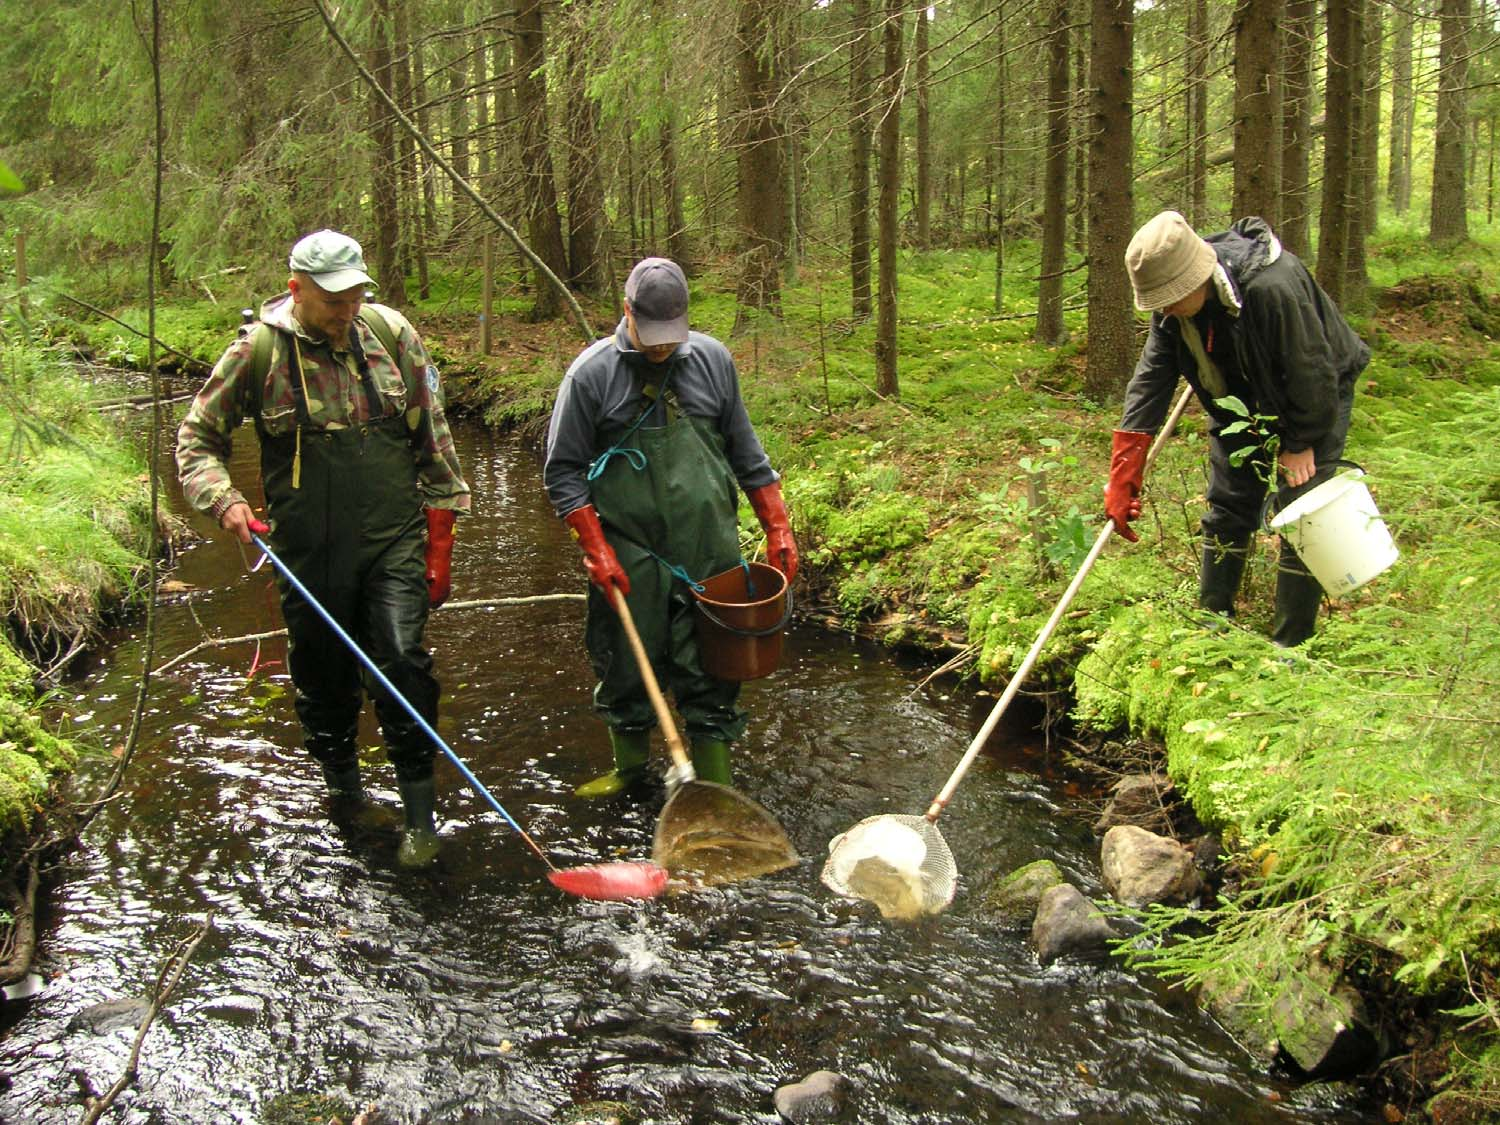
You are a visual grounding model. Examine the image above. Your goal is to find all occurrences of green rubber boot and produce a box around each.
[574,728,651,798]
[690,737,733,786]
[395,776,441,869]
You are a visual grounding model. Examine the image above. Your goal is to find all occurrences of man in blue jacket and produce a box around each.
[544,258,797,795]
[1104,211,1370,646]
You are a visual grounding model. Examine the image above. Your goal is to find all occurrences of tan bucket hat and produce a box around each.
[1125,211,1217,311]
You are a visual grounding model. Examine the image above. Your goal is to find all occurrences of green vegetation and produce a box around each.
[4,215,1499,1115]
[436,219,1500,1116]
[0,333,153,832]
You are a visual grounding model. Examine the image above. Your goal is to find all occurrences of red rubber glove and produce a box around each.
[1104,429,1152,543]
[425,507,456,608]
[746,480,798,583]
[563,504,630,599]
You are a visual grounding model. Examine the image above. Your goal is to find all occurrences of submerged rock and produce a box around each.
[981,859,1065,931]
[774,1069,853,1122]
[68,996,150,1034]
[556,1101,643,1125]
[1032,884,1116,964]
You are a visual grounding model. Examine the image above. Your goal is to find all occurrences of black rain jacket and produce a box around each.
[1120,216,1370,454]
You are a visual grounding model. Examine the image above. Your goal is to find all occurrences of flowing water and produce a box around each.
[0,414,1374,1123]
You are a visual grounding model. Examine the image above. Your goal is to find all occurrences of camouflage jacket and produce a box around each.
[175,293,471,522]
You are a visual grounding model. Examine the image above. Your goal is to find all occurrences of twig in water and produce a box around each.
[151,594,585,676]
[78,912,215,1125]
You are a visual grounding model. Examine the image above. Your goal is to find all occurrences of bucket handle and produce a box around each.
[695,584,795,638]
[1264,458,1367,531]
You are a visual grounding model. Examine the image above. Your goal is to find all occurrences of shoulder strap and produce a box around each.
[357,305,406,388]
[247,322,278,421]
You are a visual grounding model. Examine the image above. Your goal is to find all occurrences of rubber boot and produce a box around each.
[1198,538,1250,621]
[396,776,440,869]
[690,737,733,786]
[574,728,651,798]
[1272,555,1325,648]
[321,759,364,801]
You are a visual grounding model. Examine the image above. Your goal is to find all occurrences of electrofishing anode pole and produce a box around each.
[249,532,557,871]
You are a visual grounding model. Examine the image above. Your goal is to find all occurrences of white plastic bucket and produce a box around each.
[1268,468,1399,597]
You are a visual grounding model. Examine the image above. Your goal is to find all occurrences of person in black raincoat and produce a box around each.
[177,230,470,867]
[1103,211,1370,646]
[543,258,797,796]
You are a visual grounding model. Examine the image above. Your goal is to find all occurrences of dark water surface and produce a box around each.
[0,416,1372,1123]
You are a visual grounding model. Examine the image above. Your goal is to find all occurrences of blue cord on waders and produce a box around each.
[249,533,533,845]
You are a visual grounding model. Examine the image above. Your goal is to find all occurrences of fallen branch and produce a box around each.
[151,594,585,676]
[54,293,206,371]
[78,912,214,1125]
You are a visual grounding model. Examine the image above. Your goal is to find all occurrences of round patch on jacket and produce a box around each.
[426,365,440,394]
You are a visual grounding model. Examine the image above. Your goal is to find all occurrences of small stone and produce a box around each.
[773,1069,853,1122]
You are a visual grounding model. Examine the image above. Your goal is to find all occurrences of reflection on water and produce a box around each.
[0,417,1371,1122]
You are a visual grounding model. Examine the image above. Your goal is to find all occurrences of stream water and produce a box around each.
[0,412,1375,1123]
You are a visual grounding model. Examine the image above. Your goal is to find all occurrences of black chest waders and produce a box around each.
[583,374,749,754]
[256,328,440,783]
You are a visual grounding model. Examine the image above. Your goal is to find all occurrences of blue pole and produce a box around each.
[250,533,539,851]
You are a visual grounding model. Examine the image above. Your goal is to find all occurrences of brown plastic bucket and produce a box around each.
[692,562,791,681]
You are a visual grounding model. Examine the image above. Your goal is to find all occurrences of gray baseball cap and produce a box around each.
[288,229,376,292]
[624,257,690,346]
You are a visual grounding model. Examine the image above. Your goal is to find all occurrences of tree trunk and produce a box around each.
[446,38,470,243]
[735,0,785,318]
[916,6,931,250]
[1317,0,1354,302]
[850,0,874,320]
[1360,0,1381,238]
[1187,0,1209,226]
[1084,0,1134,403]
[1280,0,1315,255]
[562,4,607,291]
[1345,0,1370,303]
[992,0,1009,313]
[1387,4,1414,213]
[1035,0,1070,346]
[875,0,903,398]
[1071,3,1087,254]
[1430,0,1470,242]
[392,0,418,286]
[662,111,691,271]
[368,0,406,305]
[411,32,437,298]
[514,0,570,320]
[1231,0,1283,225]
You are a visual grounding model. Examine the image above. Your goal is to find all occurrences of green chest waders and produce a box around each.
[258,334,438,783]
[584,395,748,767]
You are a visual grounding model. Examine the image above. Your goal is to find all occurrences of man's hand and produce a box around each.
[562,504,630,602]
[220,501,270,544]
[1278,447,1316,488]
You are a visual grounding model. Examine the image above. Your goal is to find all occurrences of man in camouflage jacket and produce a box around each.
[176,229,470,868]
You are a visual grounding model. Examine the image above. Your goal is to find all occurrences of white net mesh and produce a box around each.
[819,814,957,920]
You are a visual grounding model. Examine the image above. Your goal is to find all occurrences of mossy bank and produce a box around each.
[0,336,156,859]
